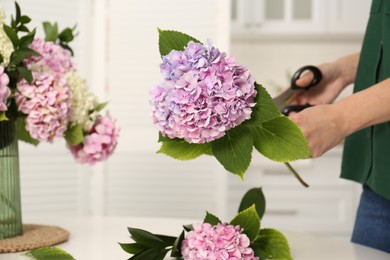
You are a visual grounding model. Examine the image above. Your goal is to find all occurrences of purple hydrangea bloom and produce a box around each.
[181,223,259,260]
[0,66,10,112]
[150,41,256,143]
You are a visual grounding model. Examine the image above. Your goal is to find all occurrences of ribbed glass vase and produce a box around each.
[0,120,22,239]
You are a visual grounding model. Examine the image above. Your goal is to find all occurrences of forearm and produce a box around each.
[333,52,360,87]
[335,78,390,135]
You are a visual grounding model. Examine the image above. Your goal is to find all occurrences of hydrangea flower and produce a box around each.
[181,223,258,260]
[150,41,256,144]
[65,71,99,131]
[0,6,13,66]
[68,113,119,165]
[15,72,70,142]
[24,38,74,77]
[0,66,10,111]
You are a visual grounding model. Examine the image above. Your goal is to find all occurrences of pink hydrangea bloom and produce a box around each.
[181,223,258,260]
[68,113,119,165]
[15,72,70,142]
[150,41,256,144]
[24,38,74,76]
[0,66,10,111]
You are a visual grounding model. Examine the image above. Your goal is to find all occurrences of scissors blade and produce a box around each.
[272,88,296,111]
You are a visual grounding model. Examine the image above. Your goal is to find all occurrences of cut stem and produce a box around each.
[284,162,309,188]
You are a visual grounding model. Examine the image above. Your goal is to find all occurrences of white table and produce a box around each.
[0,216,389,260]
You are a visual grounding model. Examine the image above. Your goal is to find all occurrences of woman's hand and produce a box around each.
[288,104,348,158]
[289,53,360,106]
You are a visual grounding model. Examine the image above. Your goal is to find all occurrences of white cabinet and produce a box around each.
[231,0,371,35]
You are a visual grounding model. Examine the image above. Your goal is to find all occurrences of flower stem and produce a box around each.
[284,162,309,188]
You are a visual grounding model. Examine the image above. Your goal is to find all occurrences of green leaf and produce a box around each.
[59,28,74,42]
[17,117,39,146]
[10,47,40,66]
[203,211,222,225]
[252,228,292,260]
[157,136,211,161]
[3,24,19,48]
[238,187,266,220]
[158,28,201,57]
[211,125,253,179]
[155,234,177,247]
[129,248,161,260]
[229,205,260,242]
[24,247,75,260]
[119,243,148,254]
[251,116,310,162]
[128,227,165,249]
[16,66,32,83]
[20,15,31,24]
[183,224,193,232]
[0,112,8,121]
[43,22,58,42]
[95,101,109,112]
[170,231,185,257]
[64,124,84,146]
[15,2,21,24]
[19,30,36,48]
[245,83,281,127]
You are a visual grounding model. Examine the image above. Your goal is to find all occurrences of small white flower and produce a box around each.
[65,72,99,131]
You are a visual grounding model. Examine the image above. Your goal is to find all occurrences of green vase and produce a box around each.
[0,120,23,239]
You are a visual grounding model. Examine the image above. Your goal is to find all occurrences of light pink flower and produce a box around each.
[24,38,74,77]
[68,113,119,164]
[15,72,70,142]
[181,223,258,260]
[0,66,10,111]
[150,41,256,144]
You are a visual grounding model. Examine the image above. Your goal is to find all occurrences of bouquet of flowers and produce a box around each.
[0,3,119,164]
[150,29,310,186]
[120,188,292,260]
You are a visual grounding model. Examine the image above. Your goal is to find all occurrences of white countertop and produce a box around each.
[0,216,389,260]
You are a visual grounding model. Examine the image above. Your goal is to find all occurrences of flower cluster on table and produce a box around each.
[120,188,292,260]
[0,3,119,164]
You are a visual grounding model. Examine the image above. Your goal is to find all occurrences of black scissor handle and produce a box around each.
[282,103,312,116]
[291,65,322,90]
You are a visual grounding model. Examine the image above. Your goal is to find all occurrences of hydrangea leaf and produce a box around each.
[119,243,148,255]
[170,231,185,257]
[204,211,222,225]
[130,248,164,260]
[158,28,201,57]
[17,116,39,146]
[238,187,266,220]
[42,21,59,42]
[252,228,292,260]
[64,124,83,146]
[245,83,281,127]
[251,116,310,162]
[211,125,253,179]
[229,205,260,242]
[128,227,165,249]
[24,247,75,260]
[0,112,7,121]
[157,136,211,160]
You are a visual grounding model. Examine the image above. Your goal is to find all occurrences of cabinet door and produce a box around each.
[232,0,327,34]
[327,0,371,34]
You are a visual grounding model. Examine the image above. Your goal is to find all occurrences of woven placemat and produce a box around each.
[0,224,69,253]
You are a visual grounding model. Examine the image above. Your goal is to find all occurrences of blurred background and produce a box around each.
[1,0,370,239]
